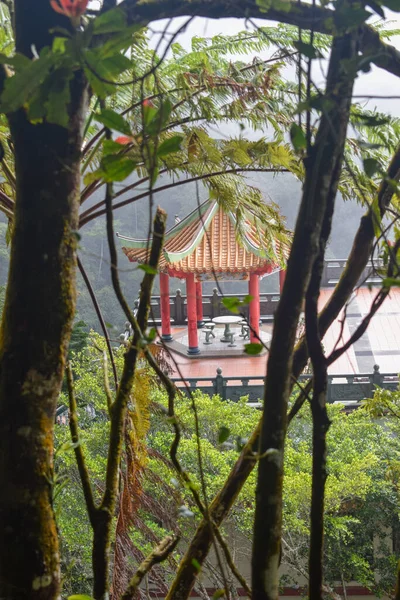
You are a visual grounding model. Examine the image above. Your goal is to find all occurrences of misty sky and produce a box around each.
[149,12,400,117]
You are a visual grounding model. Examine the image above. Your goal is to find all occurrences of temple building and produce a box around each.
[117,199,287,355]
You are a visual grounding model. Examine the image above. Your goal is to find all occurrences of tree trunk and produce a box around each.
[0,91,87,600]
[251,30,359,600]
[0,5,87,596]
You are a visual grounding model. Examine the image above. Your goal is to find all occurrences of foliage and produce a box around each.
[55,341,400,596]
[55,332,166,596]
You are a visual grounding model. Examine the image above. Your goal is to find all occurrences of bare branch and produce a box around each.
[90,178,166,598]
[102,351,113,417]
[66,363,97,524]
[77,256,118,388]
[117,0,400,79]
[122,535,180,600]
[79,168,289,227]
[213,525,252,598]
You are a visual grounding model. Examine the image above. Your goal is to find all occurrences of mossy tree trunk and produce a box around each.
[0,3,88,599]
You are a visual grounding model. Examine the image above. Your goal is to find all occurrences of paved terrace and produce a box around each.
[165,287,400,379]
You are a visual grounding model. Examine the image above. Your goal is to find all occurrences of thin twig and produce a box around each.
[79,167,289,226]
[77,256,118,388]
[213,525,252,597]
[66,363,97,523]
[122,535,180,600]
[102,351,113,417]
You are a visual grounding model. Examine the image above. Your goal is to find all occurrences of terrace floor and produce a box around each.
[164,325,272,358]
[161,287,400,379]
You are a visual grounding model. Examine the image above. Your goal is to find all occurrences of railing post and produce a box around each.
[174,289,184,325]
[215,367,225,399]
[371,364,383,397]
[211,288,220,318]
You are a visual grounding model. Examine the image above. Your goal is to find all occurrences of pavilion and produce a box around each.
[118,199,287,355]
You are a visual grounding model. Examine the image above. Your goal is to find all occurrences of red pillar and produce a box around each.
[249,273,260,344]
[196,281,204,328]
[279,269,286,294]
[186,273,199,354]
[160,272,172,341]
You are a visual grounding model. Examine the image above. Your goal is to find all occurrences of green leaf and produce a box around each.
[218,426,230,444]
[103,139,125,155]
[352,111,390,127]
[144,98,173,136]
[0,52,31,70]
[101,53,132,77]
[146,327,157,342]
[93,8,127,34]
[241,295,253,306]
[0,50,55,113]
[138,264,158,275]
[256,0,271,11]
[212,589,225,600]
[83,169,103,185]
[371,196,382,239]
[95,109,132,136]
[385,178,400,195]
[83,48,130,96]
[68,596,94,600]
[357,141,384,150]
[293,41,322,59]
[52,36,68,54]
[143,102,158,129]
[256,0,291,11]
[290,123,307,152]
[157,135,184,157]
[244,343,263,355]
[222,297,241,314]
[84,65,115,99]
[271,0,291,11]
[363,158,381,178]
[191,559,201,573]
[383,277,400,288]
[101,155,136,182]
[150,166,159,186]
[97,23,142,57]
[335,4,371,32]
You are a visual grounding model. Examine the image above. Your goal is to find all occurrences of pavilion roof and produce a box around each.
[117,200,285,277]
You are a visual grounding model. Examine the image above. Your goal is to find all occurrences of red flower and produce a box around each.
[50,0,89,17]
[115,136,133,145]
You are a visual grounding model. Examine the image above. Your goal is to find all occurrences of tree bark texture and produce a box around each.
[0,3,87,599]
[305,251,330,600]
[251,30,359,600]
